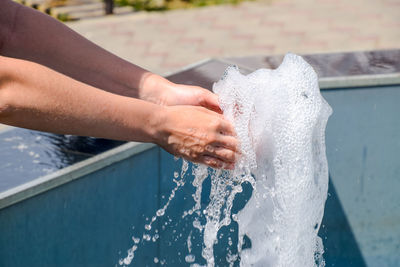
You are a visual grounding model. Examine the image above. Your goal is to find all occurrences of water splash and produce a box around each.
[210,53,332,266]
[119,53,332,267]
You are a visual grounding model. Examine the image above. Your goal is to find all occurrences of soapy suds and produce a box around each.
[119,53,332,266]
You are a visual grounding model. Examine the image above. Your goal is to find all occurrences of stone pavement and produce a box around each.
[0,0,399,132]
[66,0,400,75]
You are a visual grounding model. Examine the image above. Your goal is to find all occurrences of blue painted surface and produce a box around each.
[322,86,400,266]
[0,147,159,267]
[0,85,399,266]
[0,129,124,193]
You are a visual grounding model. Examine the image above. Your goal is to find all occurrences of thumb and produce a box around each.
[200,90,223,114]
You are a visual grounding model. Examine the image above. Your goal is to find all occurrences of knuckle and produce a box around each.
[230,138,239,149]
[205,158,217,168]
[189,151,197,159]
[207,133,218,143]
[210,119,221,130]
[205,144,214,153]
[227,151,235,160]
[193,144,204,154]
[197,93,206,105]
[231,143,238,152]
[219,150,234,162]
[203,158,212,166]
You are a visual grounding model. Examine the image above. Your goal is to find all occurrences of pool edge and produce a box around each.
[2,50,399,210]
[0,142,156,209]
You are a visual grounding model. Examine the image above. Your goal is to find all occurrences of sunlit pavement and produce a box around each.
[66,0,399,75]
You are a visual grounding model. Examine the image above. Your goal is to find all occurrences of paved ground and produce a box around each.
[67,0,400,75]
[1,0,399,131]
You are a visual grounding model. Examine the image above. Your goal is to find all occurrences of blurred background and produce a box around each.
[14,0,400,75]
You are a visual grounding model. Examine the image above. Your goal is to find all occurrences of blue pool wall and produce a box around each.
[0,84,399,266]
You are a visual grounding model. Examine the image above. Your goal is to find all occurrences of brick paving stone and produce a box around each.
[67,0,400,75]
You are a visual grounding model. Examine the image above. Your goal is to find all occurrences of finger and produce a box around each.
[214,135,239,152]
[196,105,224,117]
[199,90,223,114]
[201,155,234,170]
[217,119,236,136]
[205,146,236,163]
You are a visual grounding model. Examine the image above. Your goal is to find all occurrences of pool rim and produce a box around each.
[1,56,400,210]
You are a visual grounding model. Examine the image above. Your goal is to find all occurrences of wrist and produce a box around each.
[146,104,169,145]
[139,73,174,105]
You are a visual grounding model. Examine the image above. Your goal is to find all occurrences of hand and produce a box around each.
[154,105,238,169]
[161,84,222,113]
[140,74,221,113]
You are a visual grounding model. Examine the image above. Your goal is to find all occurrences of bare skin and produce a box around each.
[0,0,221,112]
[0,1,238,169]
[0,57,237,168]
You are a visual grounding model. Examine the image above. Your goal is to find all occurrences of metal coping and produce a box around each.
[318,73,400,89]
[0,142,155,209]
[164,57,400,89]
[216,58,400,90]
[1,57,400,209]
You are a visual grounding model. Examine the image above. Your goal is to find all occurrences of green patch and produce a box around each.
[116,0,252,11]
[57,13,71,22]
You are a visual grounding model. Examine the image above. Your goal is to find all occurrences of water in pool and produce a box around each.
[120,53,332,267]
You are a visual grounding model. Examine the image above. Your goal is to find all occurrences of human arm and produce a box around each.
[0,0,220,111]
[0,56,237,168]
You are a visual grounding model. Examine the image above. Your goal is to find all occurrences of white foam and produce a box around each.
[196,53,332,266]
[119,53,332,267]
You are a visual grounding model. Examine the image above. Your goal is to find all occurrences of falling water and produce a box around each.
[120,53,332,267]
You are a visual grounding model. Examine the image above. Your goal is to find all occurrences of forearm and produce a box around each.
[0,56,162,142]
[0,0,170,99]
